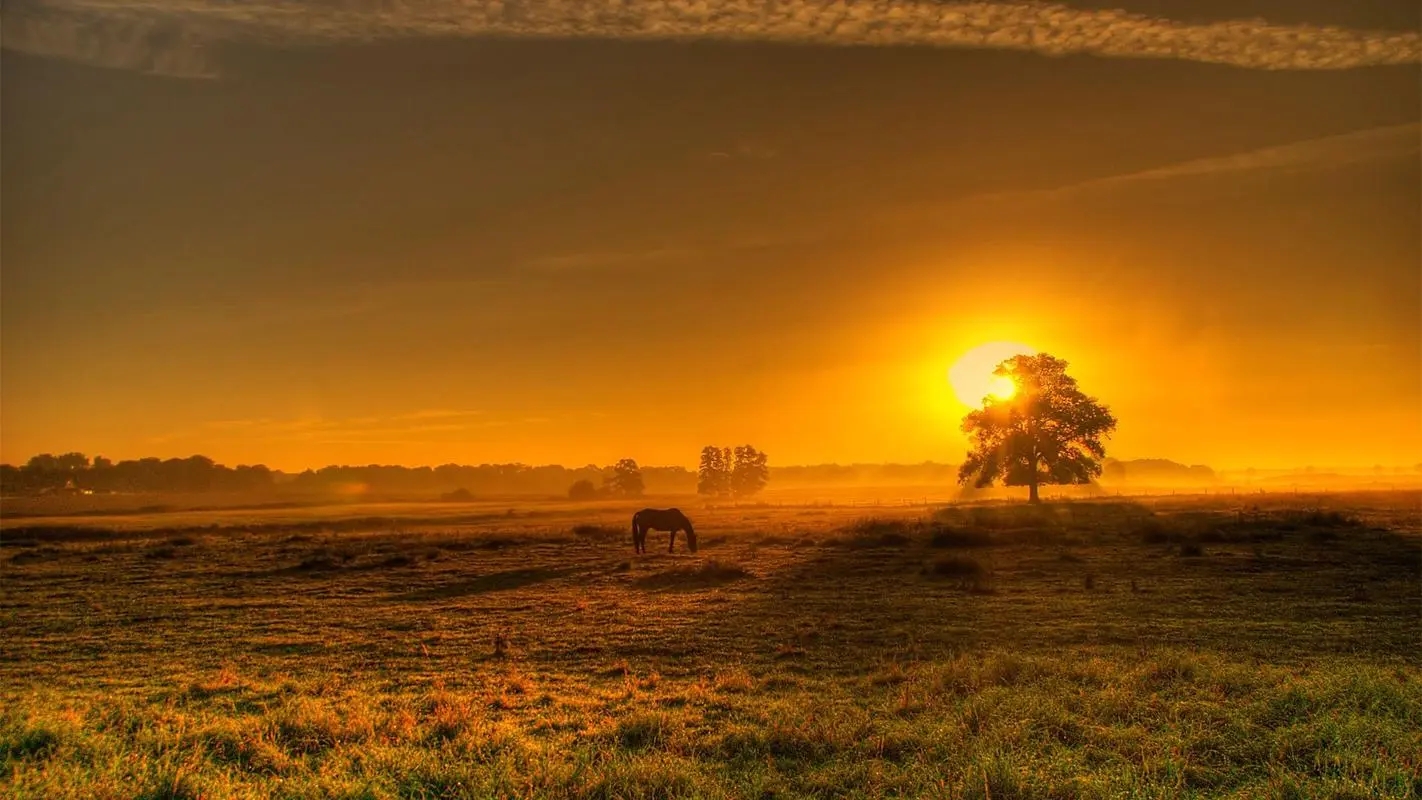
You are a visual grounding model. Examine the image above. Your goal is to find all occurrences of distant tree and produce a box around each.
[56,452,90,472]
[0,464,21,493]
[1100,458,1125,483]
[568,479,600,501]
[731,445,769,498]
[25,454,61,473]
[697,446,732,498]
[604,458,645,497]
[958,353,1117,503]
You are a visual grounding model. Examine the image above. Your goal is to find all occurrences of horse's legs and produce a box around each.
[668,529,676,553]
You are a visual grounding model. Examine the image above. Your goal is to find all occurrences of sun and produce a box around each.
[949,341,1036,407]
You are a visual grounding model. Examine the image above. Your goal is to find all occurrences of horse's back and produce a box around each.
[633,508,689,528]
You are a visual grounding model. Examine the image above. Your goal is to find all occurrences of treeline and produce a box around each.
[3,451,1224,497]
[0,454,274,493]
[696,445,769,499]
[0,452,696,497]
[2,452,942,496]
[1100,458,1216,485]
[772,462,960,486]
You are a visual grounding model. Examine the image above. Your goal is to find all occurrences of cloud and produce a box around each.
[875,122,1421,223]
[1053,122,1422,191]
[523,248,699,272]
[2,3,218,78]
[391,409,485,421]
[5,1,1418,78]
[707,142,781,161]
[1000,122,1422,201]
[175,411,533,445]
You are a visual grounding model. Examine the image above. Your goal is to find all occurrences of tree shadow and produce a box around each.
[393,566,577,601]
[632,560,753,592]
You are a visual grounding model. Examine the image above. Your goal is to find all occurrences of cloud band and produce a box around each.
[4,0,1419,77]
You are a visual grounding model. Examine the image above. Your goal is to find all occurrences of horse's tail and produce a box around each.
[631,511,641,539]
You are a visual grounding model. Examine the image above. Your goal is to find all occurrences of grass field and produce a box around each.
[2,492,1419,798]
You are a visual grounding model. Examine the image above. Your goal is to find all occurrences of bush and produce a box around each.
[568,480,600,501]
[843,518,915,548]
[929,526,993,548]
[1288,510,1361,528]
[931,556,984,578]
[1137,519,1178,544]
[572,524,622,542]
[846,518,912,536]
[144,545,180,560]
[928,555,993,592]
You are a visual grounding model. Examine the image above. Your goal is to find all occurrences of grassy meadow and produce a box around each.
[2,492,1419,798]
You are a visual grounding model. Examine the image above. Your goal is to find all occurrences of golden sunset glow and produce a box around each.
[987,374,1017,401]
[1,5,1418,474]
[949,342,1036,408]
[2,8,1420,799]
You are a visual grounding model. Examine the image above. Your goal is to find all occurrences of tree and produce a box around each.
[25,454,61,473]
[604,458,645,497]
[568,479,599,501]
[56,452,90,472]
[697,446,731,498]
[731,445,769,498]
[957,353,1117,503]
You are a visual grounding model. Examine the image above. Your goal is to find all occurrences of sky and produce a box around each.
[2,0,1419,472]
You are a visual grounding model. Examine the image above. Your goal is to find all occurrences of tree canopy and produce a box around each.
[958,353,1117,502]
[604,458,645,497]
[698,445,769,499]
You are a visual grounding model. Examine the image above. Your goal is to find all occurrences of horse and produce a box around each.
[631,508,696,554]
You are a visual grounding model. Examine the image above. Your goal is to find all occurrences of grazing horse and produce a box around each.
[632,508,696,554]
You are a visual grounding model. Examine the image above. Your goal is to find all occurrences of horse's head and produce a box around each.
[684,521,697,553]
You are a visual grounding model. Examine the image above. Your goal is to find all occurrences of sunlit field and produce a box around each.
[1,491,1417,798]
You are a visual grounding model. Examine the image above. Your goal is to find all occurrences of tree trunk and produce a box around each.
[1028,448,1042,504]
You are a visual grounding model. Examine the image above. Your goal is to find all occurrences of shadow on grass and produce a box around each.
[393,567,578,601]
[632,560,752,592]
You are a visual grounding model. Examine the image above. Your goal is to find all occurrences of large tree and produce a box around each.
[958,353,1117,503]
[697,446,732,498]
[731,445,769,499]
[604,458,645,497]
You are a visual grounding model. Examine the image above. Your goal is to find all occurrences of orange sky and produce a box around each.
[2,1,1419,472]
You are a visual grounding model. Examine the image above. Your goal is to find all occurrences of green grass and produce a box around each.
[2,493,1419,798]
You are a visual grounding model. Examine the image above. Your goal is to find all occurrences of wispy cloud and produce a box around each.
[179,411,506,444]
[5,1,1417,78]
[707,142,781,161]
[391,409,485,422]
[878,122,1422,223]
[2,3,218,78]
[993,122,1422,202]
[523,247,699,272]
[1050,122,1421,192]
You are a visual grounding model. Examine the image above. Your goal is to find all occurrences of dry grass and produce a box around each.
[2,492,1419,798]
